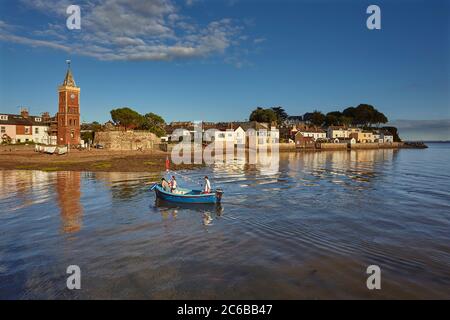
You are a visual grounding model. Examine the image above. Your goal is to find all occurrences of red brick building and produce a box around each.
[56,64,80,145]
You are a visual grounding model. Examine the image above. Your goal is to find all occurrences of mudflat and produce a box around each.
[0,147,198,172]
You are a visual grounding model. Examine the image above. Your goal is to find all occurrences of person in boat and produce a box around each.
[169,176,177,193]
[203,176,211,194]
[161,178,170,192]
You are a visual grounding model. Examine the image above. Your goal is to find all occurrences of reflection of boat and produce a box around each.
[151,184,223,204]
[155,197,223,214]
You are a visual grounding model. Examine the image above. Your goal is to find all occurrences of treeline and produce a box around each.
[249,104,389,128]
[110,107,166,137]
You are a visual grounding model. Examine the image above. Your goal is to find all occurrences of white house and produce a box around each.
[31,116,52,144]
[238,121,279,147]
[297,128,326,141]
[269,124,279,144]
[381,132,394,143]
[373,132,381,143]
[327,126,349,139]
[205,129,235,145]
[234,126,246,145]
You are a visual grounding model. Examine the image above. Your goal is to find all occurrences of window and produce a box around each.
[35,117,41,122]
[25,127,30,134]
[0,115,8,121]
[1,126,5,133]
[35,127,39,134]
[70,130,74,138]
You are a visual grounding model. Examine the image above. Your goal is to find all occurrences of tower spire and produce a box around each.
[62,60,76,87]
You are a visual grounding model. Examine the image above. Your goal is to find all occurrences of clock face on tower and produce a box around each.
[70,93,76,100]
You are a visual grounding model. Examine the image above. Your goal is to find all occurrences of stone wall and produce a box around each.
[94,130,158,151]
[350,142,379,149]
[319,143,348,149]
[278,143,296,151]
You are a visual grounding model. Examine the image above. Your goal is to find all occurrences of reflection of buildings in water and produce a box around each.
[256,150,280,176]
[211,149,279,176]
[0,170,52,208]
[211,149,247,175]
[0,170,33,200]
[56,171,83,233]
[94,172,154,200]
[286,148,396,183]
[349,149,395,173]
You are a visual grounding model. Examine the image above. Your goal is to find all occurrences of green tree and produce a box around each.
[372,110,388,127]
[310,110,326,127]
[343,104,388,127]
[141,112,166,137]
[110,107,143,129]
[340,116,353,127]
[249,107,278,123]
[342,107,357,122]
[271,106,288,124]
[325,111,343,126]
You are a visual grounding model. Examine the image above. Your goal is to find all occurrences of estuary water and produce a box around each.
[0,143,449,299]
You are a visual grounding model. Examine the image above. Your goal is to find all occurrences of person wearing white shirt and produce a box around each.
[170,176,177,193]
[203,176,211,193]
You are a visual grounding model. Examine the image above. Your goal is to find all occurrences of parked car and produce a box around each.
[94,144,104,149]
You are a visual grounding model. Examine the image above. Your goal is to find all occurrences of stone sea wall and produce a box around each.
[94,130,158,151]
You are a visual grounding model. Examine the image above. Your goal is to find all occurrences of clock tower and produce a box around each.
[57,61,80,146]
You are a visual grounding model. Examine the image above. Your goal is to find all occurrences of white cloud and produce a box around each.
[253,37,266,44]
[1,0,252,62]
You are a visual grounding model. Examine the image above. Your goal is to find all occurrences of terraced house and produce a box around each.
[0,109,53,144]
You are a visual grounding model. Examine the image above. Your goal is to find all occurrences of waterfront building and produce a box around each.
[295,132,315,149]
[234,126,246,145]
[297,128,326,141]
[373,132,381,142]
[0,109,52,144]
[327,126,349,139]
[381,131,394,143]
[350,131,375,143]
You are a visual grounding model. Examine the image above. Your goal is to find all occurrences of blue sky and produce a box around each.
[0,0,449,139]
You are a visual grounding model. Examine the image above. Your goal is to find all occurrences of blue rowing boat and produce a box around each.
[151,184,223,204]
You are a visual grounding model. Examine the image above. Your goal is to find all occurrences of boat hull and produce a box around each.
[152,185,222,204]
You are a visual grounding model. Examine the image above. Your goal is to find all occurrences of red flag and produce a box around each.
[165,156,170,172]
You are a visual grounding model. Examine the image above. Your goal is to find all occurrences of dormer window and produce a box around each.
[35,117,41,122]
[0,115,8,121]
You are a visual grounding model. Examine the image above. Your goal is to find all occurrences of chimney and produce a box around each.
[41,112,50,121]
[20,107,29,118]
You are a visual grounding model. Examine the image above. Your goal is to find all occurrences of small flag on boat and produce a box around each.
[165,156,170,172]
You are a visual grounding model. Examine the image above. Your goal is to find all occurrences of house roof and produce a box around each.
[298,128,326,133]
[0,114,33,126]
[287,116,303,121]
[2,113,53,125]
[234,121,269,131]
